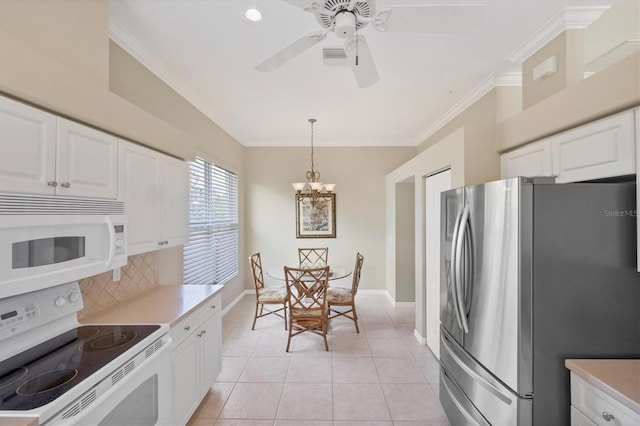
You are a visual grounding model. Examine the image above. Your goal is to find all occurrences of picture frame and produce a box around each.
[295,193,336,238]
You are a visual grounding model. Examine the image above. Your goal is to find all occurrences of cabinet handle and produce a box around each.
[197,331,203,337]
[211,305,216,309]
[601,412,614,422]
[60,182,70,188]
[47,180,58,187]
[202,329,207,334]
[184,325,190,331]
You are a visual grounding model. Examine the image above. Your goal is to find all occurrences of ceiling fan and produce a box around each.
[255,0,484,87]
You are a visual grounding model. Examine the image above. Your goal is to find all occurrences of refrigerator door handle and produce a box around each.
[442,332,513,405]
[450,205,465,330]
[455,204,470,333]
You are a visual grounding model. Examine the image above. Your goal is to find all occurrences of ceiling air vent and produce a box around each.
[323,48,347,66]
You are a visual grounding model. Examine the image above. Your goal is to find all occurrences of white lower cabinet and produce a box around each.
[119,139,189,255]
[170,295,222,425]
[570,373,640,426]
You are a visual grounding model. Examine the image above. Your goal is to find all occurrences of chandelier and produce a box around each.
[292,118,335,203]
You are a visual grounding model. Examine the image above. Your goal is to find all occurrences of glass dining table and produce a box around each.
[266,265,352,281]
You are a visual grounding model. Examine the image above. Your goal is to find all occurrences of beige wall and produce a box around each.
[0,0,193,159]
[245,146,415,292]
[584,1,640,66]
[0,0,109,87]
[386,128,465,339]
[497,51,640,151]
[108,47,247,308]
[522,30,584,109]
[395,180,416,303]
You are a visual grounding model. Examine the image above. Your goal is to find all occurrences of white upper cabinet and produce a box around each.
[501,139,553,179]
[551,110,635,183]
[0,97,57,195]
[56,118,118,199]
[0,96,118,199]
[119,139,189,255]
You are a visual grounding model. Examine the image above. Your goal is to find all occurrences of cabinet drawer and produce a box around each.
[572,405,598,426]
[198,295,221,322]
[170,312,199,348]
[571,374,640,426]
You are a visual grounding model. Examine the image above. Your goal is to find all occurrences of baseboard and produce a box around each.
[381,291,416,308]
[222,289,254,317]
[414,329,427,345]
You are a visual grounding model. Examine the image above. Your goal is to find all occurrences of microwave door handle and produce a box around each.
[455,204,470,333]
[450,206,464,331]
[105,216,116,268]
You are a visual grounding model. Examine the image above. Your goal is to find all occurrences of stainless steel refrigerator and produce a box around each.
[439,177,639,426]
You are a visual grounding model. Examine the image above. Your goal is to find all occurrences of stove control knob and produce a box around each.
[55,296,66,308]
[69,292,80,303]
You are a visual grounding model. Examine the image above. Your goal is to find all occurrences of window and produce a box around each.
[183,156,238,285]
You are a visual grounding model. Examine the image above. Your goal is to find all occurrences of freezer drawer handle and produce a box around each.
[442,333,513,405]
[602,412,614,422]
[442,369,490,426]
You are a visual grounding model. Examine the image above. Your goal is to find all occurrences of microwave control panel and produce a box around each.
[114,223,126,257]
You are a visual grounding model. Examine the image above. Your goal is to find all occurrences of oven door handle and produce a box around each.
[105,216,115,269]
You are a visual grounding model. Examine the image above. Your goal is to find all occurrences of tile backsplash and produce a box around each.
[78,253,157,319]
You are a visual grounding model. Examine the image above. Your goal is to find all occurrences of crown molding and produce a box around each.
[505,4,611,64]
[412,72,522,146]
[109,18,241,144]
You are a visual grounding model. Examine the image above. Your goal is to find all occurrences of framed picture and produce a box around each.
[296,193,336,238]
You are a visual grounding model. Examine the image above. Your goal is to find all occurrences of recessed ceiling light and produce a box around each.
[245,8,262,22]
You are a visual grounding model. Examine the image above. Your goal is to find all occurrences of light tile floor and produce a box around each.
[188,294,450,426]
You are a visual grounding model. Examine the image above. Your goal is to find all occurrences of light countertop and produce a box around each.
[79,284,224,326]
[565,359,640,414]
[0,418,38,426]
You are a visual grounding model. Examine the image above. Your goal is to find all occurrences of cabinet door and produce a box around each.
[199,313,222,397]
[119,140,160,255]
[57,118,118,199]
[552,111,635,183]
[171,335,200,426]
[160,156,189,247]
[500,139,553,179]
[0,97,56,195]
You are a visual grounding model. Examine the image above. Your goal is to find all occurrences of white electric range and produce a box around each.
[0,282,173,425]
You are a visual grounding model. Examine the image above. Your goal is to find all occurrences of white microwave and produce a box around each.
[0,194,127,298]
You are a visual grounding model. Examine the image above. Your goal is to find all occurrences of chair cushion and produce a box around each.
[326,287,353,303]
[257,286,287,303]
[291,307,325,318]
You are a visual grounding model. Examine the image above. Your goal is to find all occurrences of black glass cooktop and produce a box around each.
[0,324,159,411]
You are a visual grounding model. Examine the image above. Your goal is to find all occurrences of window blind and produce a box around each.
[183,157,238,285]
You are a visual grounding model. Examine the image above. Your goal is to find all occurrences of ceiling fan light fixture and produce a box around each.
[244,7,263,22]
[334,11,356,38]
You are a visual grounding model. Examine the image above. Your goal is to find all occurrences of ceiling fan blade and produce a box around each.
[374,4,484,34]
[281,0,322,13]
[344,36,379,88]
[255,32,327,72]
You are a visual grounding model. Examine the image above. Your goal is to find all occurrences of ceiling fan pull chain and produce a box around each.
[355,26,359,66]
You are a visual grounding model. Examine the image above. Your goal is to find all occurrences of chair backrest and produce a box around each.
[249,252,265,291]
[284,265,330,313]
[298,247,329,267]
[351,252,364,295]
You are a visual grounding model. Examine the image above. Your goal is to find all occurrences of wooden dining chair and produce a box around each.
[327,252,364,333]
[284,265,330,352]
[298,247,328,267]
[249,252,287,330]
